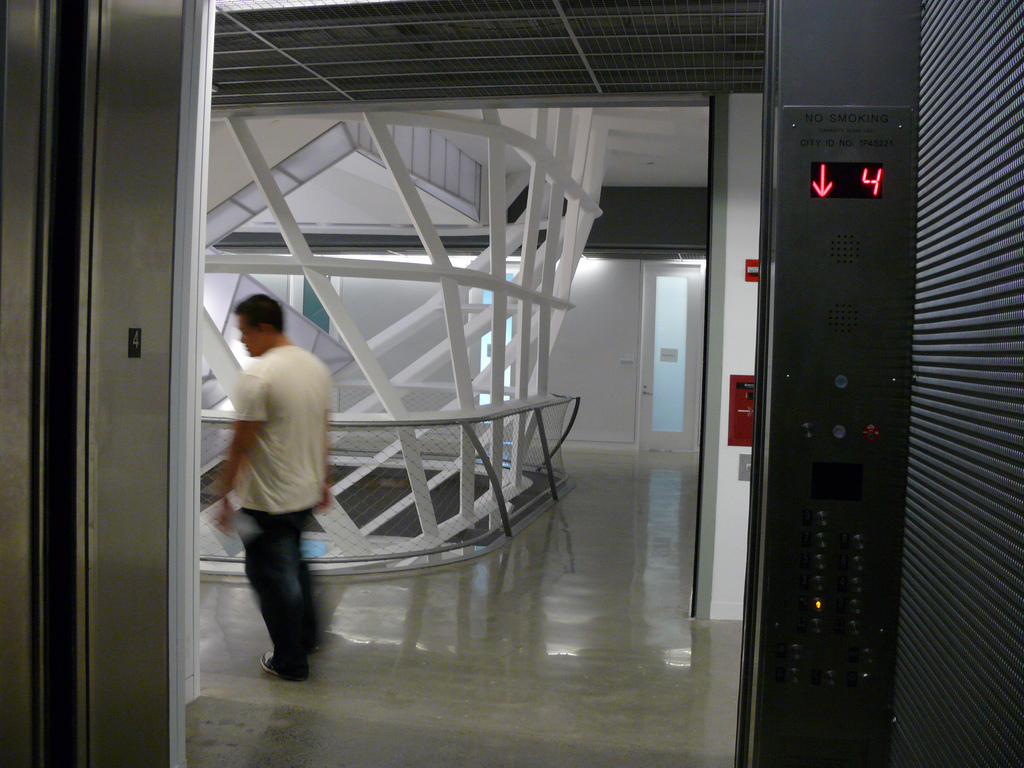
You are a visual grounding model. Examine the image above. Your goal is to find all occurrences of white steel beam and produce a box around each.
[535,109,572,396]
[226,116,407,417]
[515,108,549,401]
[364,112,475,411]
[201,307,242,403]
[398,427,439,540]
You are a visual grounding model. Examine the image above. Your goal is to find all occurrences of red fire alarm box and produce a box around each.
[728,375,756,446]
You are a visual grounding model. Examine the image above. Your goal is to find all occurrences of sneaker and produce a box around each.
[259,651,308,681]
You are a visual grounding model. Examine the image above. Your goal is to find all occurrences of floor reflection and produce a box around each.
[190,450,741,768]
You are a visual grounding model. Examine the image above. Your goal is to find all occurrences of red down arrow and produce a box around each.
[812,164,833,197]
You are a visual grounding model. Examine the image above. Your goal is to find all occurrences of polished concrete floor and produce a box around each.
[188,450,742,767]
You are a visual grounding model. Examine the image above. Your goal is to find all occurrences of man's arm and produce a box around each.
[215,419,262,531]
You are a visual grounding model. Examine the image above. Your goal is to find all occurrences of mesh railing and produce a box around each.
[198,396,579,572]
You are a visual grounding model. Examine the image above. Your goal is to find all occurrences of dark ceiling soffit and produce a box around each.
[210,92,713,120]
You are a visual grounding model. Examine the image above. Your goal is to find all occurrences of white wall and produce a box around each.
[696,94,763,620]
[549,257,640,444]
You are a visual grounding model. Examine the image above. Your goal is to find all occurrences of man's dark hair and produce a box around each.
[235,293,284,333]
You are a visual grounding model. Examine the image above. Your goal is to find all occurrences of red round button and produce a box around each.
[862,424,880,441]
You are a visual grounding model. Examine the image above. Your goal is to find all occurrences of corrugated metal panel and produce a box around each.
[891,0,1024,765]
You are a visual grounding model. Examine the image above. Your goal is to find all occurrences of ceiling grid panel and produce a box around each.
[211,1,764,109]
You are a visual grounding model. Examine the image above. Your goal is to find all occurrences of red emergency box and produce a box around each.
[728,375,755,446]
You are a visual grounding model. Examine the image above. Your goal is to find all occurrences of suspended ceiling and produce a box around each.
[212,0,765,111]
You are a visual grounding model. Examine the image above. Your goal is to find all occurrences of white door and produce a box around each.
[639,261,706,451]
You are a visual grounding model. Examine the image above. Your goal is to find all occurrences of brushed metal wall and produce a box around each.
[0,0,46,763]
[1,0,204,764]
[87,0,197,762]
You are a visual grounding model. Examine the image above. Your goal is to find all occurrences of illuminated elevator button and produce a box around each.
[813,598,824,611]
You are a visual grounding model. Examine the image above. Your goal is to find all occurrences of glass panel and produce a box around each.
[652,275,688,433]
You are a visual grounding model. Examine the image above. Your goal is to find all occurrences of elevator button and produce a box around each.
[848,599,862,614]
[848,577,864,593]
[847,621,861,635]
[789,643,805,659]
[852,534,866,549]
[815,510,829,526]
[811,576,825,591]
[851,555,865,571]
[814,554,828,570]
[810,619,824,633]
[823,670,836,686]
[815,532,828,548]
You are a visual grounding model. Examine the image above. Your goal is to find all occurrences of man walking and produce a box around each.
[216,293,331,681]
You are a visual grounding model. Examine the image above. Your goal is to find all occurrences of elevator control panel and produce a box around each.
[749,106,915,767]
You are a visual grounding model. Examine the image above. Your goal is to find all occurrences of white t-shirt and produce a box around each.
[232,345,331,513]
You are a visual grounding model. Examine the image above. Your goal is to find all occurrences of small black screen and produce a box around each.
[811,462,864,501]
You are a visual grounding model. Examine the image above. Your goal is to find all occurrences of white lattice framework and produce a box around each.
[200,109,606,567]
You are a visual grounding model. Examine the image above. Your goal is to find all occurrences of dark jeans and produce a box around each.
[239,507,317,678]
